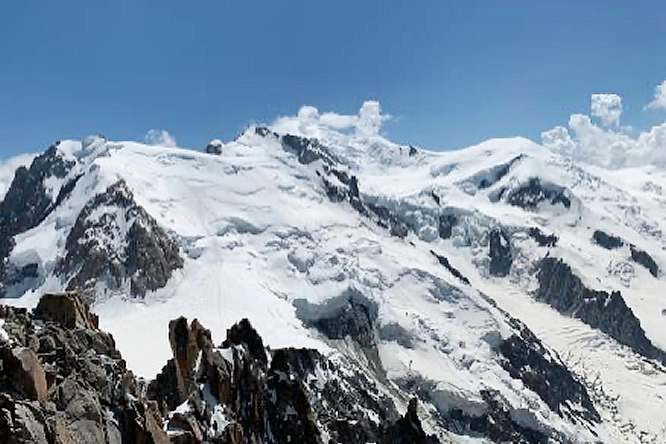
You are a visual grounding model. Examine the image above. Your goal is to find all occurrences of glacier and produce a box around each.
[1,105,666,442]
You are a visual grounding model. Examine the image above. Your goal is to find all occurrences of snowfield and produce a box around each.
[2,106,666,442]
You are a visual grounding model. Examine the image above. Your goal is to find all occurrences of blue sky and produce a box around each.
[1,0,666,158]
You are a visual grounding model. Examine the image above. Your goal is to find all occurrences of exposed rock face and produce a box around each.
[430,250,470,285]
[56,180,183,299]
[294,288,378,349]
[0,289,608,443]
[168,317,200,401]
[505,178,571,210]
[0,292,169,444]
[396,371,561,442]
[0,294,436,443]
[279,133,416,241]
[34,292,99,329]
[0,144,75,288]
[0,144,73,237]
[204,140,223,155]
[319,165,410,239]
[383,399,438,444]
[438,390,549,443]
[459,155,523,191]
[536,258,666,364]
[0,347,48,402]
[378,322,415,349]
[281,134,338,165]
[488,229,512,277]
[499,318,600,424]
[589,231,658,276]
[630,245,659,277]
[592,230,624,250]
[528,227,558,247]
[438,214,457,239]
[149,316,435,443]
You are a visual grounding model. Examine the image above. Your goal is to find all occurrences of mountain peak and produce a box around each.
[1,112,666,442]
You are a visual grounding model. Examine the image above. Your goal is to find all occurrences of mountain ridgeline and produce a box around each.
[1,120,666,443]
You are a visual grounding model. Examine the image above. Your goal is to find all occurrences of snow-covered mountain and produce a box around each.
[2,105,666,443]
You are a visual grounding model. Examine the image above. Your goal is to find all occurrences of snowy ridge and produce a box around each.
[1,105,666,442]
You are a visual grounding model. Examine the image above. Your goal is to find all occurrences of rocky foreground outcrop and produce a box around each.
[0,292,435,444]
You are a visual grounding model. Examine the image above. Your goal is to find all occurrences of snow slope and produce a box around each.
[2,108,666,442]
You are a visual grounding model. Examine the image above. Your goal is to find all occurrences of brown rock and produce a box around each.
[52,414,75,444]
[34,292,99,329]
[168,411,204,442]
[10,347,48,401]
[144,403,170,444]
[168,317,200,402]
[68,418,106,443]
[12,402,49,444]
[223,423,244,444]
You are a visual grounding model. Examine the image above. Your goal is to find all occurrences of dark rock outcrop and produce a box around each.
[378,323,415,349]
[430,250,470,285]
[438,214,457,240]
[430,191,440,206]
[396,375,552,443]
[505,178,571,210]
[204,140,223,155]
[528,227,558,247]
[461,155,523,191]
[0,144,76,288]
[319,167,411,239]
[254,126,277,138]
[0,144,73,237]
[630,245,659,277]
[592,230,624,250]
[34,292,99,330]
[1,293,438,443]
[536,258,666,364]
[0,347,48,402]
[293,289,387,376]
[281,134,337,165]
[149,316,435,444]
[1,263,40,290]
[499,319,599,425]
[382,398,438,444]
[488,229,512,277]
[442,390,549,444]
[56,180,183,299]
[294,288,378,349]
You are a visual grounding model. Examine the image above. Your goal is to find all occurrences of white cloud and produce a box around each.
[591,93,622,127]
[356,101,390,138]
[144,129,177,147]
[319,112,357,130]
[645,80,666,111]
[541,126,575,157]
[540,86,666,168]
[542,111,666,169]
[272,100,391,139]
[0,153,36,200]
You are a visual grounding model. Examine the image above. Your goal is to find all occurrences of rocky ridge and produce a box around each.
[0,292,436,444]
[55,180,183,300]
